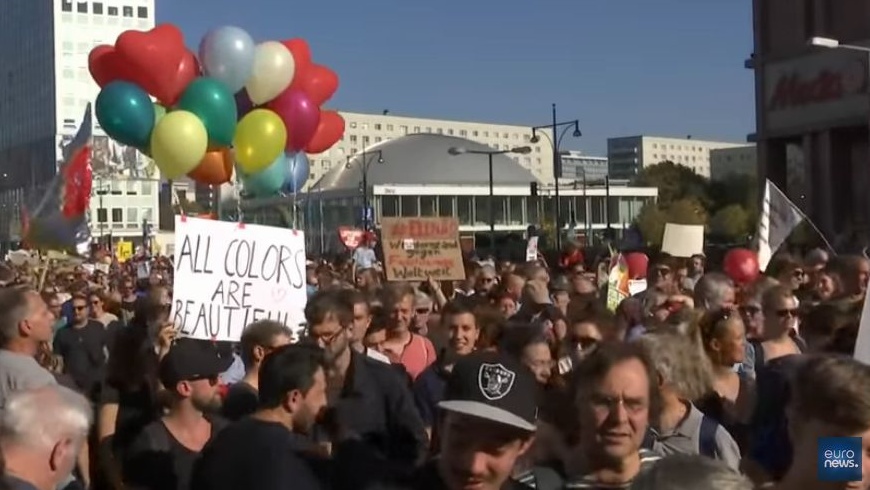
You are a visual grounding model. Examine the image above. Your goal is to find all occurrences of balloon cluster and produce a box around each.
[88,24,345,197]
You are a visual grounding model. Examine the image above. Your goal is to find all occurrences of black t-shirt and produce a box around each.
[190,418,326,490]
[100,380,160,459]
[123,416,228,490]
[53,320,110,399]
[221,382,258,421]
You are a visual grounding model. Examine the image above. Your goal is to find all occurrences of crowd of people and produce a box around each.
[0,241,869,490]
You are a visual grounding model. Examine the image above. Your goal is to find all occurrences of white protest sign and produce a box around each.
[170,216,308,342]
[661,223,704,258]
[854,286,870,364]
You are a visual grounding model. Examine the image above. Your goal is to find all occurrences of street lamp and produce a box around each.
[448,145,531,255]
[530,103,581,251]
[346,148,385,231]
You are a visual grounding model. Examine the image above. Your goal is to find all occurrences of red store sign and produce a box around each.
[769,59,867,111]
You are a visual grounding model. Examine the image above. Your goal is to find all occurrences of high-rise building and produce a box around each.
[559,151,608,183]
[305,111,557,189]
[607,135,747,179]
[0,0,159,245]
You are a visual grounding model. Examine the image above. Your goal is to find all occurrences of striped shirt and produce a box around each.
[564,449,662,489]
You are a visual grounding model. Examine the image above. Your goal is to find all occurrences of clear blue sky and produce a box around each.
[157,0,754,155]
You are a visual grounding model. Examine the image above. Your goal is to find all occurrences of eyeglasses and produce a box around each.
[776,308,799,318]
[415,308,431,315]
[309,328,344,346]
[699,306,737,336]
[572,336,600,350]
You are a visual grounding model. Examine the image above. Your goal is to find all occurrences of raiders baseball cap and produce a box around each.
[438,351,538,432]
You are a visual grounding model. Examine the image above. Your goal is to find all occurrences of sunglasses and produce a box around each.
[776,308,799,318]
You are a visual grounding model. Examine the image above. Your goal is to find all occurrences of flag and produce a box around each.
[757,179,804,271]
[60,103,93,218]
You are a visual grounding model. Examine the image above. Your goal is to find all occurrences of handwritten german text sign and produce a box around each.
[170,216,307,342]
[381,217,465,282]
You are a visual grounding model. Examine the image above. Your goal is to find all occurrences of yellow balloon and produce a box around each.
[150,111,208,179]
[234,109,287,173]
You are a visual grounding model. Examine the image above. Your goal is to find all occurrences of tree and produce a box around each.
[632,161,711,208]
[710,204,751,241]
[634,198,707,247]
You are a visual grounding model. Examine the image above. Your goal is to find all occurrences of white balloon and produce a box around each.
[245,41,296,105]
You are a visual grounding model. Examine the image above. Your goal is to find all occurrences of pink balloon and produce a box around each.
[267,89,321,151]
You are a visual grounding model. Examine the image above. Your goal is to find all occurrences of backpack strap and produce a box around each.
[698,414,719,458]
[750,339,765,374]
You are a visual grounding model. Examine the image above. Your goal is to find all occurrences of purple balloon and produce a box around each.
[267,89,321,152]
[234,89,254,120]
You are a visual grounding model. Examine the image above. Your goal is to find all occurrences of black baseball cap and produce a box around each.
[158,338,235,388]
[438,351,538,432]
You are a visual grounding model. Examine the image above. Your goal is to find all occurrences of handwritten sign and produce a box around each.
[381,217,465,282]
[170,216,307,342]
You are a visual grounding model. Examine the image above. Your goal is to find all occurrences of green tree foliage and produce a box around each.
[631,161,711,208]
[631,161,758,245]
[709,204,751,241]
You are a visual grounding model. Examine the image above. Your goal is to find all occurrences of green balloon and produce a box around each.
[178,77,237,147]
[153,103,167,126]
[95,81,155,148]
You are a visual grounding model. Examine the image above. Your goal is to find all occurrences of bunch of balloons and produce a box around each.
[88,24,345,197]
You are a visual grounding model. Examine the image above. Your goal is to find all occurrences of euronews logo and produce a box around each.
[818,437,862,482]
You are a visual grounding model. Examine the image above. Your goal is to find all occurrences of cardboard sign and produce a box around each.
[381,217,465,282]
[661,223,704,258]
[170,216,308,342]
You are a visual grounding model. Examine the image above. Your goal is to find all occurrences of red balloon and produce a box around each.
[88,45,136,87]
[305,111,345,154]
[624,252,649,280]
[294,64,339,106]
[723,248,760,285]
[114,24,198,106]
[282,38,312,71]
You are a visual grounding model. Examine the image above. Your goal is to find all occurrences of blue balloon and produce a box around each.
[239,154,287,198]
[283,152,310,193]
[199,26,256,94]
[95,81,155,149]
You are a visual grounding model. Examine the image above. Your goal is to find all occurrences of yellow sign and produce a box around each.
[116,241,133,262]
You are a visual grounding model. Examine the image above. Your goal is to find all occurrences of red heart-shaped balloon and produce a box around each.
[88,45,137,87]
[282,38,312,72]
[294,64,339,106]
[115,24,198,106]
[305,110,345,154]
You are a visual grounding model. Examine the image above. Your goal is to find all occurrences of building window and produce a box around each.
[361,123,368,130]
[122,6,133,17]
[349,135,357,143]
[362,136,370,144]
[502,133,509,138]
[127,207,138,223]
[108,6,118,15]
[111,208,123,222]
[62,0,73,12]
[93,2,104,14]
[126,180,137,194]
[374,123,381,130]
[425,127,432,133]
[436,128,443,134]
[473,131,479,137]
[414,126,420,133]
[142,208,153,222]
[96,208,107,223]
[137,6,148,18]
[447,129,454,135]
[460,130,467,137]
[76,2,87,13]
[375,137,382,143]
[349,122,357,128]
[386,124,393,131]
[400,125,408,135]
[141,183,152,195]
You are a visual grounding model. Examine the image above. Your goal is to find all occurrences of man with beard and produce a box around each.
[122,338,233,490]
[191,344,329,490]
[306,290,428,483]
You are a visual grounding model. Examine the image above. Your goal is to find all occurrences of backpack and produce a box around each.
[748,353,805,480]
[642,414,719,458]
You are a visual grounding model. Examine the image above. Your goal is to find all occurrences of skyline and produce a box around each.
[157,0,755,155]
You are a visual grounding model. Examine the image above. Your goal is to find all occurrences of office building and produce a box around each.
[607,135,747,179]
[305,111,557,189]
[0,0,159,246]
[750,0,870,239]
[710,145,757,181]
[559,150,609,183]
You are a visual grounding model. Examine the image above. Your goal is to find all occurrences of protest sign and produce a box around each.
[381,217,465,282]
[170,216,307,342]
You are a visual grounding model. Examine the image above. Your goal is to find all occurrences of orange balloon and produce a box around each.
[187,148,233,185]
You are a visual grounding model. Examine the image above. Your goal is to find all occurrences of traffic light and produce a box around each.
[530,181,538,196]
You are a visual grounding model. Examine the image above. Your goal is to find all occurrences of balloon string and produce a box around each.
[235,175,243,224]
[171,185,186,218]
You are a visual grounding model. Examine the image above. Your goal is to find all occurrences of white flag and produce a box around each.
[757,180,804,271]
